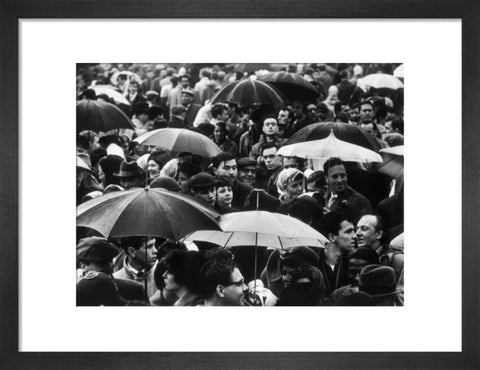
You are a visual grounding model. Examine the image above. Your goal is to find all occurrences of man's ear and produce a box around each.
[213,167,218,176]
[376,230,383,241]
[127,247,136,257]
[216,285,225,298]
[328,233,336,243]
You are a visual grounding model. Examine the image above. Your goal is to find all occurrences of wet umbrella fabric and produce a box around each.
[91,85,130,105]
[210,78,286,106]
[77,187,221,240]
[393,64,404,79]
[134,128,222,158]
[285,121,381,151]
[278,130,383,163]
[77,99,134,133]
[377,145,404,179]
[359,73,404,90]
[183,229,327,250]
[110,71,142,86]
[258,71,320,102]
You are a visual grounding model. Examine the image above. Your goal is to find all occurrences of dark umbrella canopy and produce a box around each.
[258,72,320,102]
[77,187,221,240]
[77,99,134,133]
[286,121,381,151]
[210,78,286,106]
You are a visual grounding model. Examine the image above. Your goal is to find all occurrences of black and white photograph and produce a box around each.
[76,62,405,307]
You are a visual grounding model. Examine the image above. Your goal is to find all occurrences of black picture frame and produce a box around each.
[1,1,479,369]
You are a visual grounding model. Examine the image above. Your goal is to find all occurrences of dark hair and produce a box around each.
[349,247,380,265]
[90,147,107,169]
[260,141,280,155]
[323,157,345,174]
[211,103,228,119]
[180,74,191,81]
[165,250,205,293]
[287,196,322,225]
[120,236,151,251]
[198,253,237,299]
[215,176,232,189]
[320,210,353,236]
[132,102,149,116]
[214,121,227,131]
[211,152,235,169]
[148,150,170,169]
[98,155,123,186]
[360,100,374,109]
[148,105,165,121]
[292,264,327,298]
[177,161,202,179]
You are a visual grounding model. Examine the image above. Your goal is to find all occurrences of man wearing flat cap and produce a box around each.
[76,237,146,303]
[113,160,146,189]
[180,88,202,128]
[237,157,257,187]
[187,172,217,208]
[359,264,404,306]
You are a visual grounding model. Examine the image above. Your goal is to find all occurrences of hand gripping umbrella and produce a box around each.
[134,128,222,158]
[77,99,134,133]
[77,187,222,297]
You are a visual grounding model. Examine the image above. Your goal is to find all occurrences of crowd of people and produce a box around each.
[76,63,404,306]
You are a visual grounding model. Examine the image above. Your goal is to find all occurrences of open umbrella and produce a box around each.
[91,85,130,105]
[393,64,404,79]
[286,121,381,151]
[359,73,404,90]
[258,71,320,102]
[376,145,404,178]
[210,78,287,106]
[133,128,222,158]
[278,130,383,163]
[110,71,142,86]
[77,99,134,133]
[183,228,327,250]
[77,187,221,240]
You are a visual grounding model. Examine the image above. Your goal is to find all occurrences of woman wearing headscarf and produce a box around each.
[276,168,306,213]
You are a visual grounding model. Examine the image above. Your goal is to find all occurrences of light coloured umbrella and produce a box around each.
[91,85,130,105]
[377,145,404,178]
[278,130,383,163]
[359,73,404,90]
[110,71,142,86]
[134,128,222,158]
[393,64,404,79]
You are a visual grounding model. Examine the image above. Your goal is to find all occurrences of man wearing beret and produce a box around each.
[76,237,146,303]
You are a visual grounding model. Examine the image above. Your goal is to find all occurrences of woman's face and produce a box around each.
[213,126,226,142]
[147,160,161,178]
[177,171,189,188]
[128,82,138,94]
[162,270,182,292]
[216,185,233,208]
[285,180,304,200]
[98,165,106,186]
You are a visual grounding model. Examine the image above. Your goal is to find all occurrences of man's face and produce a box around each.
[331,220,357,252]
[306,104,318,121]
[360,122,376,138]
[360,103,374,121]
[216,185,233,207]
[348,258,370,286]
[326,164,347,194]
[222,267,246,306]
[277,110,290,125]
[285,179,304,200]
[121,176,144,190]
[262,147,281,171]
[281,265,296,289]
[138,113,149,123]
[180,92,193,106]
[356,215,382,248]
[283,157,299,169]
[130,238,157,269]
[180,77,190,89]
[215,108,229,122]
[262,118,279,136]
[238,166,256,186]
[291,101,304,118]
[215,159,238,182]
[192,187,216,207]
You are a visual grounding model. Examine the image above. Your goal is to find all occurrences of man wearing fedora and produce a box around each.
[114,160,147,189]
[358,264,404,306]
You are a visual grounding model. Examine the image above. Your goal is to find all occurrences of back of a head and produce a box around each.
[287,196,322,224]
[165,250,205,294]
[320,210,352,237]
[211,103,227,118]
[211,152,235,169]
[198,252,236,300]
